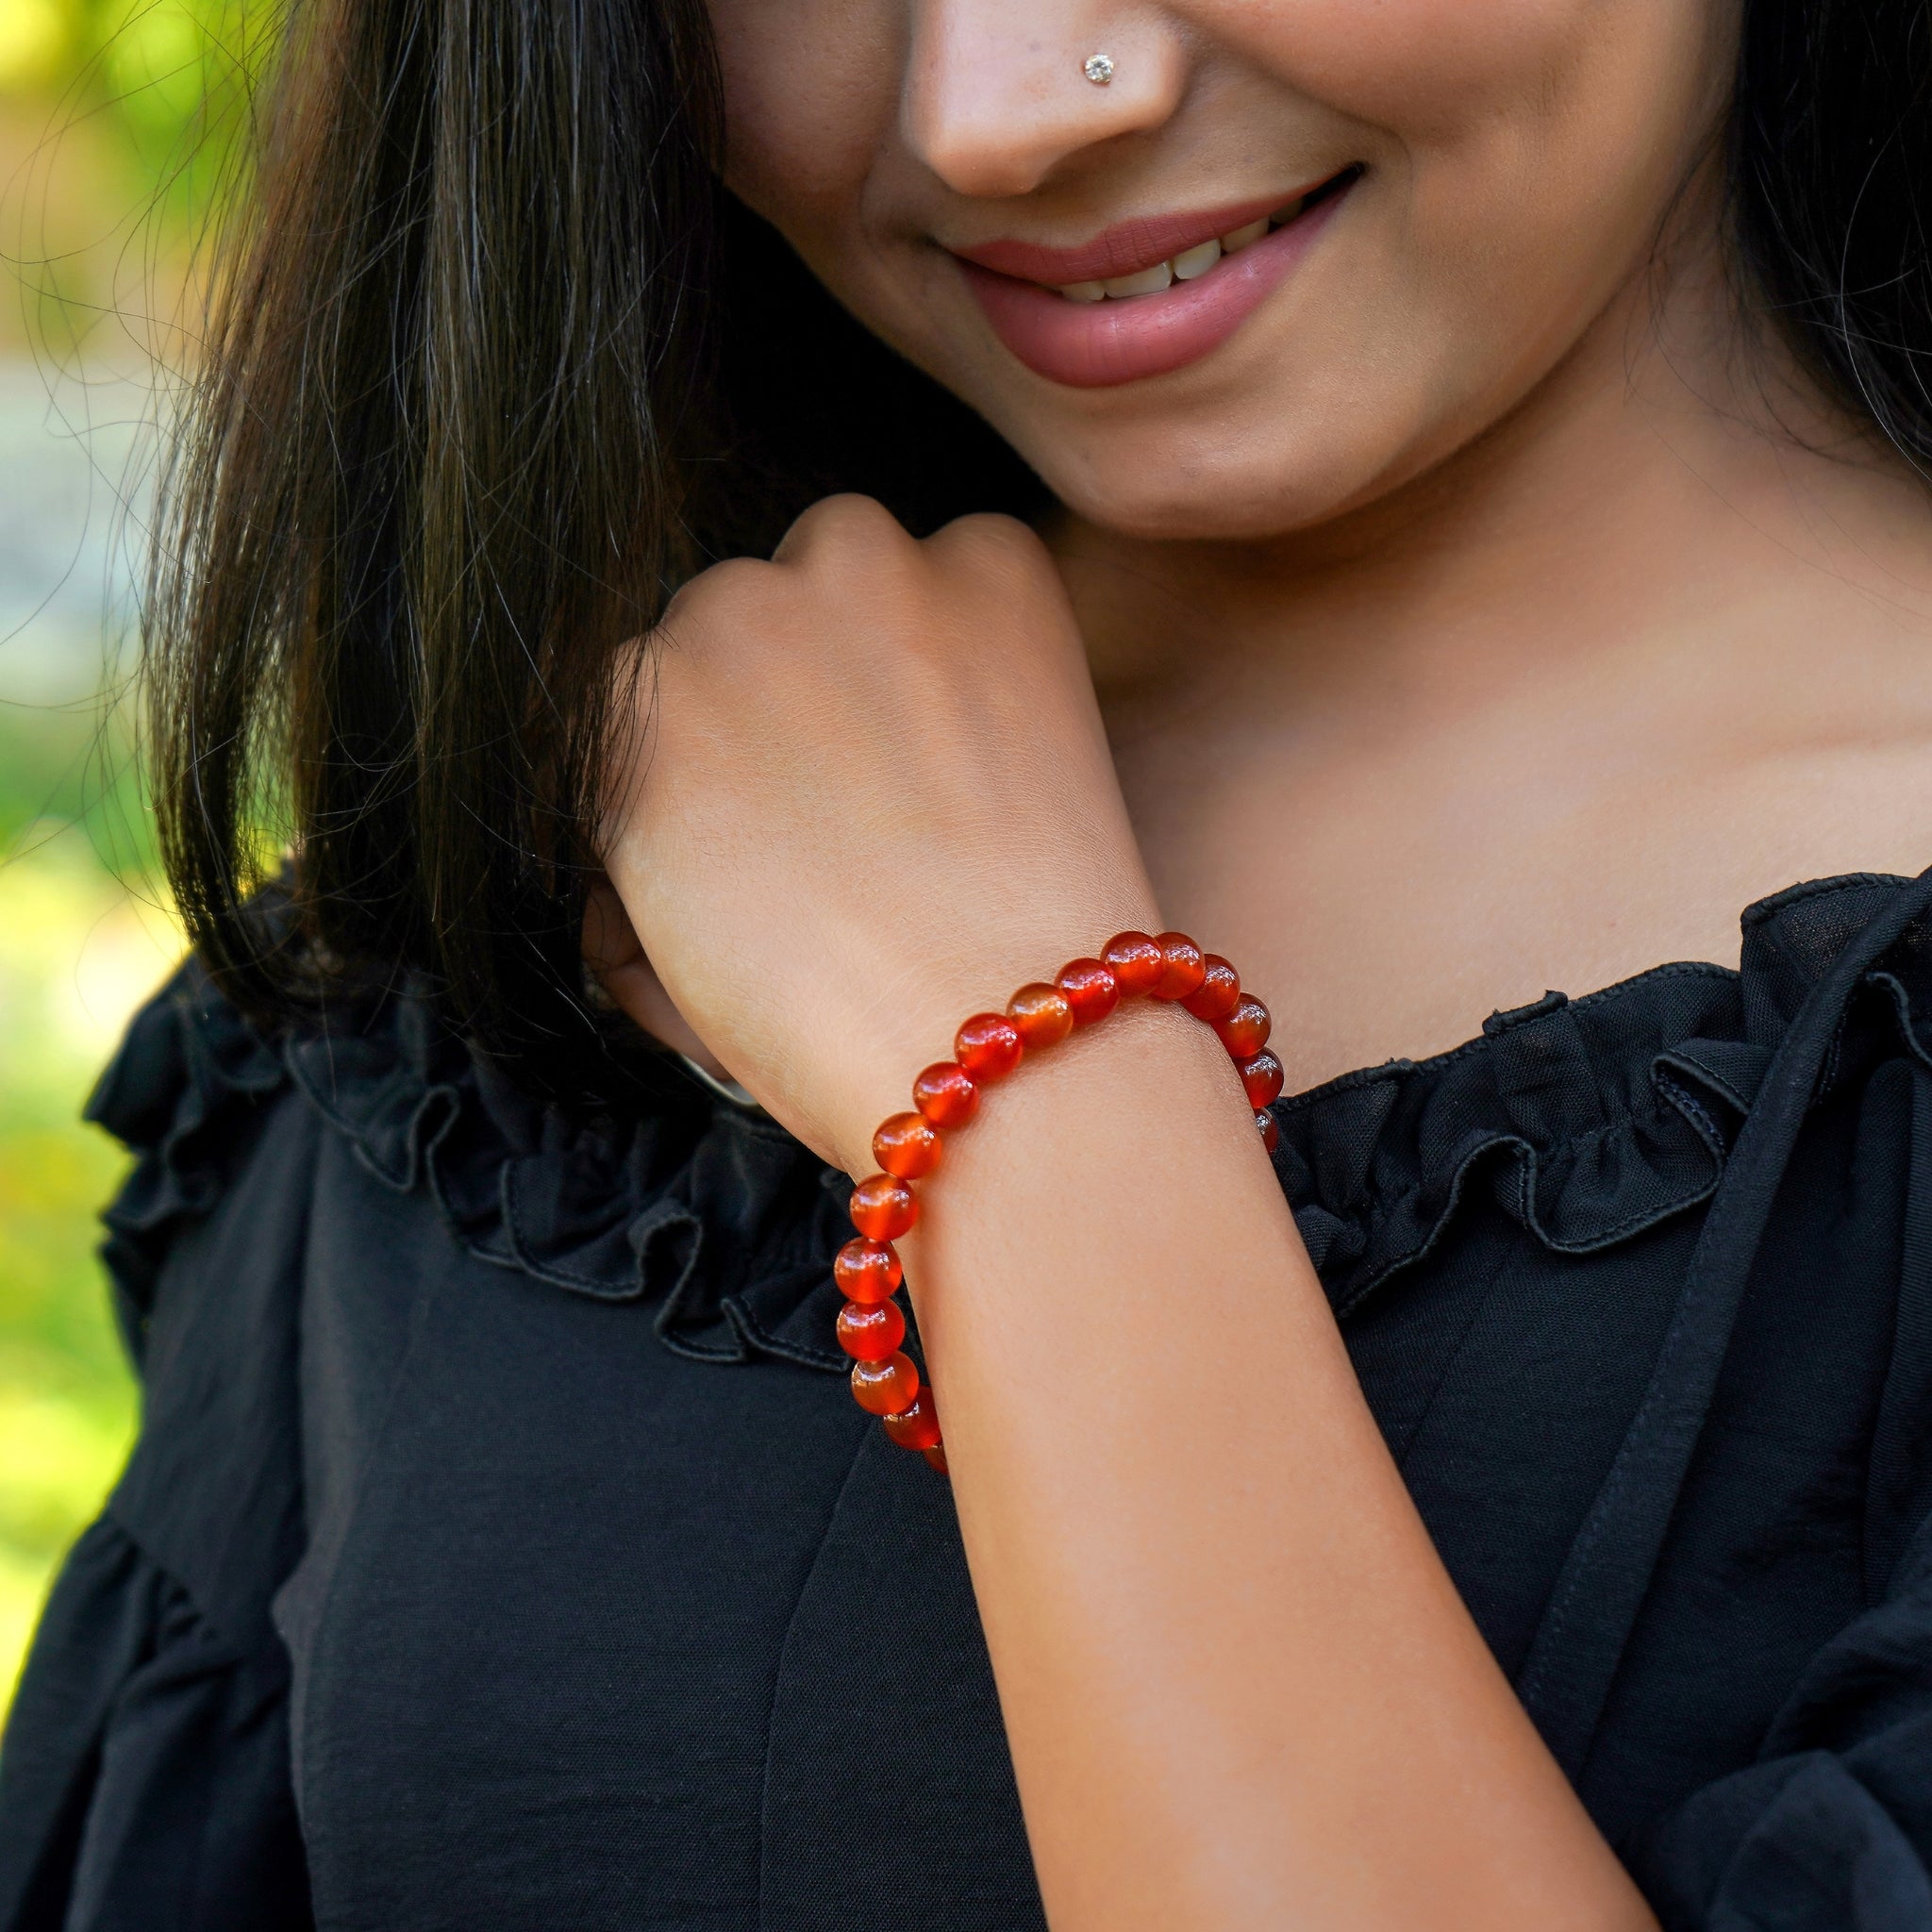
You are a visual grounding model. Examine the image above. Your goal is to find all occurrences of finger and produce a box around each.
[581,877,738,1080]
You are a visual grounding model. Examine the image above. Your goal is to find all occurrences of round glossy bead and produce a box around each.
[837,1297,907,1361]
[851,1350,920,1416]
[923,1444,950,1474]
[834,1237,903,1305]
[1215,994,1272,1062]
[956,1012,1024,1083]
[850,1173,919,1241]
[874,1111,942,1179]
[1102,930,1166,996]
[1152,932,1208,1002]
[882,1389,943,1451]
[1239,1049,1286,1109]
[1257,1108,1281,1154]
[1008,982,1075,1049]
[1181,954,1241,1023]
[913,1061,979,1127]
[1056,958,1120,1027]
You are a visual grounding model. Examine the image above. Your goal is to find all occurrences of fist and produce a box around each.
[597,496,1158,1173]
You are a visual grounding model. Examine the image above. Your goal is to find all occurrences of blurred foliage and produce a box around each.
[0,0,263,359]
[0,0,227,1708]
[0,701,176,1706]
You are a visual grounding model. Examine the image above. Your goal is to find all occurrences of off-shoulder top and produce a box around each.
[8,872,1932,1930]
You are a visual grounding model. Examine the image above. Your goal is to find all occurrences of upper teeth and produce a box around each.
[1054,199,1305,302]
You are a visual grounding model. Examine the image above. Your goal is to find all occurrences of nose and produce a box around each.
[902,0,1187,199]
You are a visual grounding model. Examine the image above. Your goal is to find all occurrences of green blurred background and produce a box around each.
[0,0,239,1707]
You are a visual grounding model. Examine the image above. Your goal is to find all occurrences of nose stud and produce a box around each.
[1082,51,1114,84]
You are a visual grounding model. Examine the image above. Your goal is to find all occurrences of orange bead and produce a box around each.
[913,1061,979,1127]
[837,1297,906,1361]
[1008,982,1074,1049]
[851,1350,920,1416]
[956,1012,1024,1082]
[874,1111,941,1178]
[923,1444,950,1474]
[1102,931,1165,996]
[1239,1049,1285,1109]
[1181,954,1241,1023]
[1216,994,1272,1062]
[1056,958,1120,1027]
[1257,1108,1281,1154]
[850,1173,919,1241]
[882,1388,942,1451]
[1152,932,1208,1002]
[834,1237,903,1305]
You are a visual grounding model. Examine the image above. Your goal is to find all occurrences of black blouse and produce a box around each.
[8,871,1932,1930]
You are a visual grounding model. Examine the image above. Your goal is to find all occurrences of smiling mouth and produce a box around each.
[952,165,1363,390]
[1037,169,1362,303]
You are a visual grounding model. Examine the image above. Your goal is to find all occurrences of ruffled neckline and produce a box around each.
[88,872,1932,1370]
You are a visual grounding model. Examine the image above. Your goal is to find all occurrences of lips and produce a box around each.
[953,170,1357,390]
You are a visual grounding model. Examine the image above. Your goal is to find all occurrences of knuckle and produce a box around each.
[931,511,1051,574]
[777,492,910,563]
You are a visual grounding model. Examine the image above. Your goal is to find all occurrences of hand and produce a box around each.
[596,495,1159,1174]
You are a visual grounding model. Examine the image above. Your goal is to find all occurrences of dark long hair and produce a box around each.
[149,0,1932,1099]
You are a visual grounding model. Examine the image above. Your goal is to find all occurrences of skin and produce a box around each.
[589,0,1932,1922]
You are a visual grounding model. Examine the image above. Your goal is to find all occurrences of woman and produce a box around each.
[5,0,1932,1921]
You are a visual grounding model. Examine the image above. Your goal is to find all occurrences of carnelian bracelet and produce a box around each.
[832,930,1283,1475]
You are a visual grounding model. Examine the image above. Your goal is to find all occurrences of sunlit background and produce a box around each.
[0,0,238,1707]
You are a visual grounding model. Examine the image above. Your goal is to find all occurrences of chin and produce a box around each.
[1023,425,1390,543]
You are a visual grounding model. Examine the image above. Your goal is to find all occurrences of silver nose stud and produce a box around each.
[1082,51,1114,84]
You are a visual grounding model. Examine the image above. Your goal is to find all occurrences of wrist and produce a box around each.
[824,900,1166,1176]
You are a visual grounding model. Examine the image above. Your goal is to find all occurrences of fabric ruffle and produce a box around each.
[86,874,1932,1362]
[1274,873,1932,1317]
[86,959,852,1376]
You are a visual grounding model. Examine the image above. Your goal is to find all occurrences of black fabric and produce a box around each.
[9,873,1932,1928]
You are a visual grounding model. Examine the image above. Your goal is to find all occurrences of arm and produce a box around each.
[598,495,1657,1931]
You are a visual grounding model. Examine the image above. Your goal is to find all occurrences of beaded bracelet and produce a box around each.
[833,930,1282,1475]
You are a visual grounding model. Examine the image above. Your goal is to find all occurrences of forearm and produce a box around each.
[899,1000,1657,1932]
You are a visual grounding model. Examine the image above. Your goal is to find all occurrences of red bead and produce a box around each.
[834,1237,902,1304]
[1239,1049,1285,1109]
[1056,958,1120,1027]
[851,1350,920,1416]
[1008,982,1074,1049]
[850,1173,919,1241]
[913,1061,979,1127]
[874,1111,941,1178]
[1216,994,1272,1061]
[882,1388,942,1451]
[923,1444,950,1474]
[1257,1108,1281,1154]
[1181,955,1241,1023]
[837,1297,906,1361]
[1102,931,1165,996]
[956,1012,1024,1082]
[1151,932,1208,1001]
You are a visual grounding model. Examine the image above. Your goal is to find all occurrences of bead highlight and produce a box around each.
[956,1012,1024,1082]
[850,1173,919,1241]
[1056,958,1121,1026]
[1102,930,1166,996]
[838,1298,908,1361]
[1181,955,1241,1023]
[1239,1050,1286,1109]
[834,1237,903,1304]
[874,1111,942,1178]
[1008,982,1075,1049]
[913,1061,980,1127]
[851,1351,921,1416]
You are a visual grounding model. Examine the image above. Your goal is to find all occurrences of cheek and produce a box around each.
[712,0,902,225]
[1204,0,1723,250]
